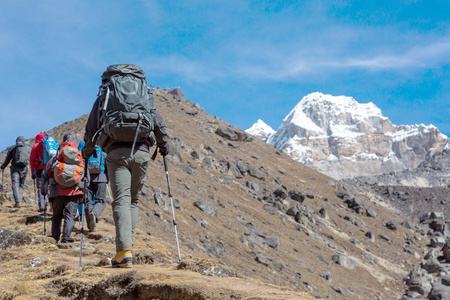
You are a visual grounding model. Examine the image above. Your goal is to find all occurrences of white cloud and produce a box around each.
[337,39,450,70]
[181,34,450,82]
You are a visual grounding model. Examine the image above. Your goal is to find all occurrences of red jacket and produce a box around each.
[30,133,46,175]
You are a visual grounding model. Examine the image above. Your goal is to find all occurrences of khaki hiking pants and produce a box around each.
[106,148,150,253]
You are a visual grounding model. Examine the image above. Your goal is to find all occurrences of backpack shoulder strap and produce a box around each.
[97,84,110,128]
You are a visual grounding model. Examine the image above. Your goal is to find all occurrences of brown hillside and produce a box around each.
[0,88,428,299]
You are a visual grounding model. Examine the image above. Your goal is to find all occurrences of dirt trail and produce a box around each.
[0,203,311,300]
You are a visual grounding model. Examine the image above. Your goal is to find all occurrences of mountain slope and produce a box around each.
[252,92,448,179]
[0,88,429,299]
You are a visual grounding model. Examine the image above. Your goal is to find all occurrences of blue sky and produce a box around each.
[1,1,449,151]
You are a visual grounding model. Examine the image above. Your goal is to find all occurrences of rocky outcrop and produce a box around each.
[403,212,450,299]
[216,125,254,142]
[253,92,448,179]
[349,148,450,188]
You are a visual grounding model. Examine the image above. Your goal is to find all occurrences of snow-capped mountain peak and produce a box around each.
[279,92,389,139]
[259,92,448,179]
[245,119,275,143]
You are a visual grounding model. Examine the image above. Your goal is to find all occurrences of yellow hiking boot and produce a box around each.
[111,250,132,268]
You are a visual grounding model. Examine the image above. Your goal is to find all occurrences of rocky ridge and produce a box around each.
[343,148,450,226]
[350,149,450,188]
[0,87,434,299]
[248,92,448,180]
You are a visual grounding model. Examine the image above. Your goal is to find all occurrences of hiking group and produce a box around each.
[1,64,171,268]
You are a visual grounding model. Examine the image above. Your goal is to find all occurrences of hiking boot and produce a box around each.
[88,212,96,232]
[61,237,75,243]
[111,250,132,268]
[13,203,21,208]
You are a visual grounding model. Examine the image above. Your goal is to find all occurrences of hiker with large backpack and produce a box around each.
[41,135,84,243]
[83,64,170,268]
[30,133,58,212]
[1,136,30,208]
[78,141,108,232]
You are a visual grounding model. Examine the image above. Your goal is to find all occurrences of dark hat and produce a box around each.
[63,134,74,142]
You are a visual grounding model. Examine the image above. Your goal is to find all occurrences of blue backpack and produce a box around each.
[40,136,58,164]
[78,142,105,175]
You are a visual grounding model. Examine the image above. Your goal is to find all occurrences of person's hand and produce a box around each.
[41,190,47,196]
[82,148,93,160]
[159,145,170,157]
[32,174,36,180]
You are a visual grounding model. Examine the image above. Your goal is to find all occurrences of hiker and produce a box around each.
[41,135,84,243]
[1,136,30,208]
[83,64,170,268]
[30,133,58,212]
[78,141,107,232]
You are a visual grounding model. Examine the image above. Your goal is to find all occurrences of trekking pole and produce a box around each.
[163,156,182,262]
[1,169,4,205]
[79,160,88,270]
[43,198,47,236]
[106,185,113,203]
[33,178,37,210]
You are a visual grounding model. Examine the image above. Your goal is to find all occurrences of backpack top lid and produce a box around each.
[102,64,146,81]
[58,141,82,165]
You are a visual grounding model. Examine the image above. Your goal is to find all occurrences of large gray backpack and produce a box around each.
[14,137,29,167]
[96,64,156,153]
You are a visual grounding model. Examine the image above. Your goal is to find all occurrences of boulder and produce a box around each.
[200,239,228,258]
[267,237,280,249]
[248,166,265,180]
[246,180,260,191]
[179,164,197,175]
[422,258,441,273]
[255,255,270,266]
[289,190,305,202]
[332,254,356,270]
[430,236,446,248]
[0,229,34,250]
[193,200,217,216]
[215,125,254,142]
[273,187,288,199]
[428,283,450,300]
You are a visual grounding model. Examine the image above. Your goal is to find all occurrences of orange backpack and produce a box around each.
[53,141,84,188]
